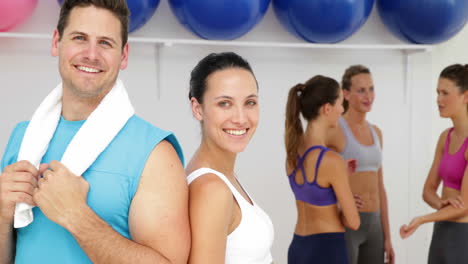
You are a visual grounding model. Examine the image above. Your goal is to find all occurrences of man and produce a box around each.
[0,0,190,263]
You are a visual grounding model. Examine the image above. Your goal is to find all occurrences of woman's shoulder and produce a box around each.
[188,169,234,204]
[437,128,451,145]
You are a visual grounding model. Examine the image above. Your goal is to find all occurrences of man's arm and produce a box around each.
[0,161,40,264]
[34,141,191,264]
[0,223,14,264]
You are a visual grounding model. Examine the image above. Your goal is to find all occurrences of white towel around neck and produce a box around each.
[15,79,134,228]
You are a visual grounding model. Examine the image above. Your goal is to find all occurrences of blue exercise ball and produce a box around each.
[273,0,374,43]
[377,0,468,44]
[57,0,160,33]
[169,0,270,40]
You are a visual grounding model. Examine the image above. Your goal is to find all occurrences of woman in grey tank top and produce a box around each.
[326,65,395,264]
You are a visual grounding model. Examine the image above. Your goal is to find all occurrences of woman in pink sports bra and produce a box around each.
[400,64,468,264]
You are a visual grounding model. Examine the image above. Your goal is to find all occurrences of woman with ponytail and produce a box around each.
[400,64,468,263]
[285,76,360,264]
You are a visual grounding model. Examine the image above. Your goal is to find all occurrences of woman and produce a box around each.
[185,52,274,264]
[400,64,468,263]
[326,65,394,264]
[285,75,360,264]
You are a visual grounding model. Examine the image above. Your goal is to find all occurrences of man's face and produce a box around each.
[51,5,129,99]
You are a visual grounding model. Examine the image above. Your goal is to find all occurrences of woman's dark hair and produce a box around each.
[284,75,340,168]
[189,52,256,103]
[440,64,468,112]
[341,65,371,113]
[440,64,468,93]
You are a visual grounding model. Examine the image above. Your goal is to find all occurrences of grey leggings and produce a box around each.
[345,212,384,264]
[428,221,468,264]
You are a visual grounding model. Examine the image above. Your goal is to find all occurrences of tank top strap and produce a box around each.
[444,128,454,154]
[461,135,468,151]
[339,116,353,140]
[368,122,381,147]
[187,168,250,207]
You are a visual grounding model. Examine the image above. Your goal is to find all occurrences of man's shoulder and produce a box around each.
[1,121,30,171]
[7,121,30,146]
[120,115,184,165]
[125,115,170,135]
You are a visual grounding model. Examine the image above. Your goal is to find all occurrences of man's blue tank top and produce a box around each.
[0,115,184,264]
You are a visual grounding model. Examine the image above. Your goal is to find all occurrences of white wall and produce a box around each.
[1,1,464,263]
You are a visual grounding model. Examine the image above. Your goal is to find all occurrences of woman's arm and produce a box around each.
[326,152,360,230]
[401,163,468,238]
[188,174,234,264]
[374,126,395,264]
[422,130,448,209]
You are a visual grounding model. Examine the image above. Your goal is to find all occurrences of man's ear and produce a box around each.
[51,29,60,57]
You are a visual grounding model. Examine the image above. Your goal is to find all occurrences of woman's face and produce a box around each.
[345,73,375,113]
[437,77,467,118]
[192,68,259,154]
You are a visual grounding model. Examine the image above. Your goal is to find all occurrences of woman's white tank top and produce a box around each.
[187,168,274,264]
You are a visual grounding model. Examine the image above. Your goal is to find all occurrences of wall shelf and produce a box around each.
[0,32,432,53]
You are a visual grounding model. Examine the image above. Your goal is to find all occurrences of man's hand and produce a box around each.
[33,160,89,228]
[0,161,43,223]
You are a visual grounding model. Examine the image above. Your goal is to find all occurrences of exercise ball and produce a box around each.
[57,0,160,33]
[0,0,38,32]
[169,0,270,40]
[377,0,468,44]
[273,0,374,43]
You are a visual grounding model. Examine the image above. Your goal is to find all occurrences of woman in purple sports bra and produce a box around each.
[400,64,468,263]
[285,75,360,264]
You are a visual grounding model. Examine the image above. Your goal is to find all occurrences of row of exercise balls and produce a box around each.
[168,0,468,43]
[0,0,37,32]
[377,0,468,44]
[1,0,468,44]
[273,0,374,43]
[169,0,270,40]
[57,0,160,33]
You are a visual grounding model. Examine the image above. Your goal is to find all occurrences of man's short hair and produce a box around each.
[57,0,130,48]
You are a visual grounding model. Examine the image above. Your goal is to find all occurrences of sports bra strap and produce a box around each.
[445,128,454,153]
[293,145,328,184]
[314,148,328,184]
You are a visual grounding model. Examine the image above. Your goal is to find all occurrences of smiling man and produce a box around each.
[0,1,190,263]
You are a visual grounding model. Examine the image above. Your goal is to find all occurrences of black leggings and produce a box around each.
[428,221,468,264]
[288,232,349,264]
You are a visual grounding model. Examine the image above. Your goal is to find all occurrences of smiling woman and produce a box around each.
[185,52,274,264]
